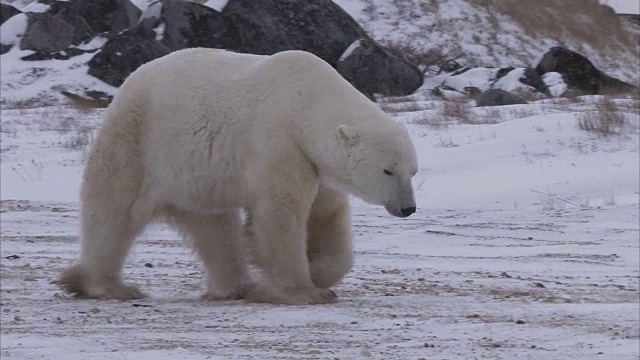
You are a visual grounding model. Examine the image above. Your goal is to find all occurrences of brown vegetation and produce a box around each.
[468,0,636,52]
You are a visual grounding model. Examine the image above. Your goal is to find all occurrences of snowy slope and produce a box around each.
[331,0,639,85]
[1,97,638,359]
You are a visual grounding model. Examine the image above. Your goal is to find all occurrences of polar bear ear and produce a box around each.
[336,125,359,146]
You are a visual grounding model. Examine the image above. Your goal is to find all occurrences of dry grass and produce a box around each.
[468,0,635,52]
[380,40,464,74]
[577,97,630,136]
[441,99,472,123]
[413,112,451,129]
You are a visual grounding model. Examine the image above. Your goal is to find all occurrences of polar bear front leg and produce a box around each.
[307,187,354,289]
[244,193,337,305]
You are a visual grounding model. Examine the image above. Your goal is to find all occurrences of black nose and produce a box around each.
[401,207,416,217]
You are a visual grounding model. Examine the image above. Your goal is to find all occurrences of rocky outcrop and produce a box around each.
[129,0,423,97]
[535,47,637,95]
[3,0,422,98]
[19,0,140,54]
[336,39,425,99]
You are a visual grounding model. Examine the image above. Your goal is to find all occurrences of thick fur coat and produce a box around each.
[59,48,418,304]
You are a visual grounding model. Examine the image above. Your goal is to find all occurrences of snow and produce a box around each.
[602,0,640,14]
[543,72,568,97]
[139,1,163,21]
[338,39,362,62]
[1,96,638,359]
[492,68,530,93]
[0,45,117,107]
[0,13,28,47]
[423,67,499,95]
[20,1,49,12]
[204,0,229,12]
[153,23,166,41]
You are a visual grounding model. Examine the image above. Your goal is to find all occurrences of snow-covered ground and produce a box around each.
[1,96,638,359]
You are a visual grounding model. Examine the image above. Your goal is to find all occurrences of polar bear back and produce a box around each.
[108,49,355,212]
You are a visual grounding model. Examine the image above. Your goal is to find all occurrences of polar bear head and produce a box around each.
[328,122,418,218]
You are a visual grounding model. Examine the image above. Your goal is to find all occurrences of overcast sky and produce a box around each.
[601,0,640,14]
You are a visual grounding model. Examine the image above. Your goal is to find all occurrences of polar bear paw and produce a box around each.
[59,265,146,300]
[242,284,338,305]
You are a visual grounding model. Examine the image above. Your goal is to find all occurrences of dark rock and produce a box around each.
[1,3,21,25]
[20,0,140,53]
[137,0,234,51]
[67,0,141,35]
[464,87,482,98]
[535,47,600,94]
[496,67,514,80]
[0,43,12,55]
[476,89,528,107]
[336,38,424,98]
[87,30,171,87]
[519,67,548,94]
[535,47,637,95]
[619,14,640,27]
[136,0,422,97]
[600,74,639,95]
[21,11,92,53]
[139,0,366,62]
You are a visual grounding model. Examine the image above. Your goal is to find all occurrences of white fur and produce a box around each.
[59,48,418,304]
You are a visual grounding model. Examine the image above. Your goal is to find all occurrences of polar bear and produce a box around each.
[59,48,418,305]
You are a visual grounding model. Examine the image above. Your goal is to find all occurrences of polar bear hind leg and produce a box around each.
[307,187,354,289]
[59,97,152,299]
[165,209,250,300]
[59,181,151,299]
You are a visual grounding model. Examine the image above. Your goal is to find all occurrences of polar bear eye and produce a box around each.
[383,169,393,176]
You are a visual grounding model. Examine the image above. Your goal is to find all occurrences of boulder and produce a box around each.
[1,3,21,25]
[134,0,423,97]
[20,0,140,54]
[535,47,637,95]
[87,30,171,87]
[476,89,528,107]
[337,39,425,98]
[21,11,92,53]
[139,0,365,62]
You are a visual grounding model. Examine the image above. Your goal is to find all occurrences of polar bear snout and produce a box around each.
[385,202,417,218]
[401,206,416,217]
